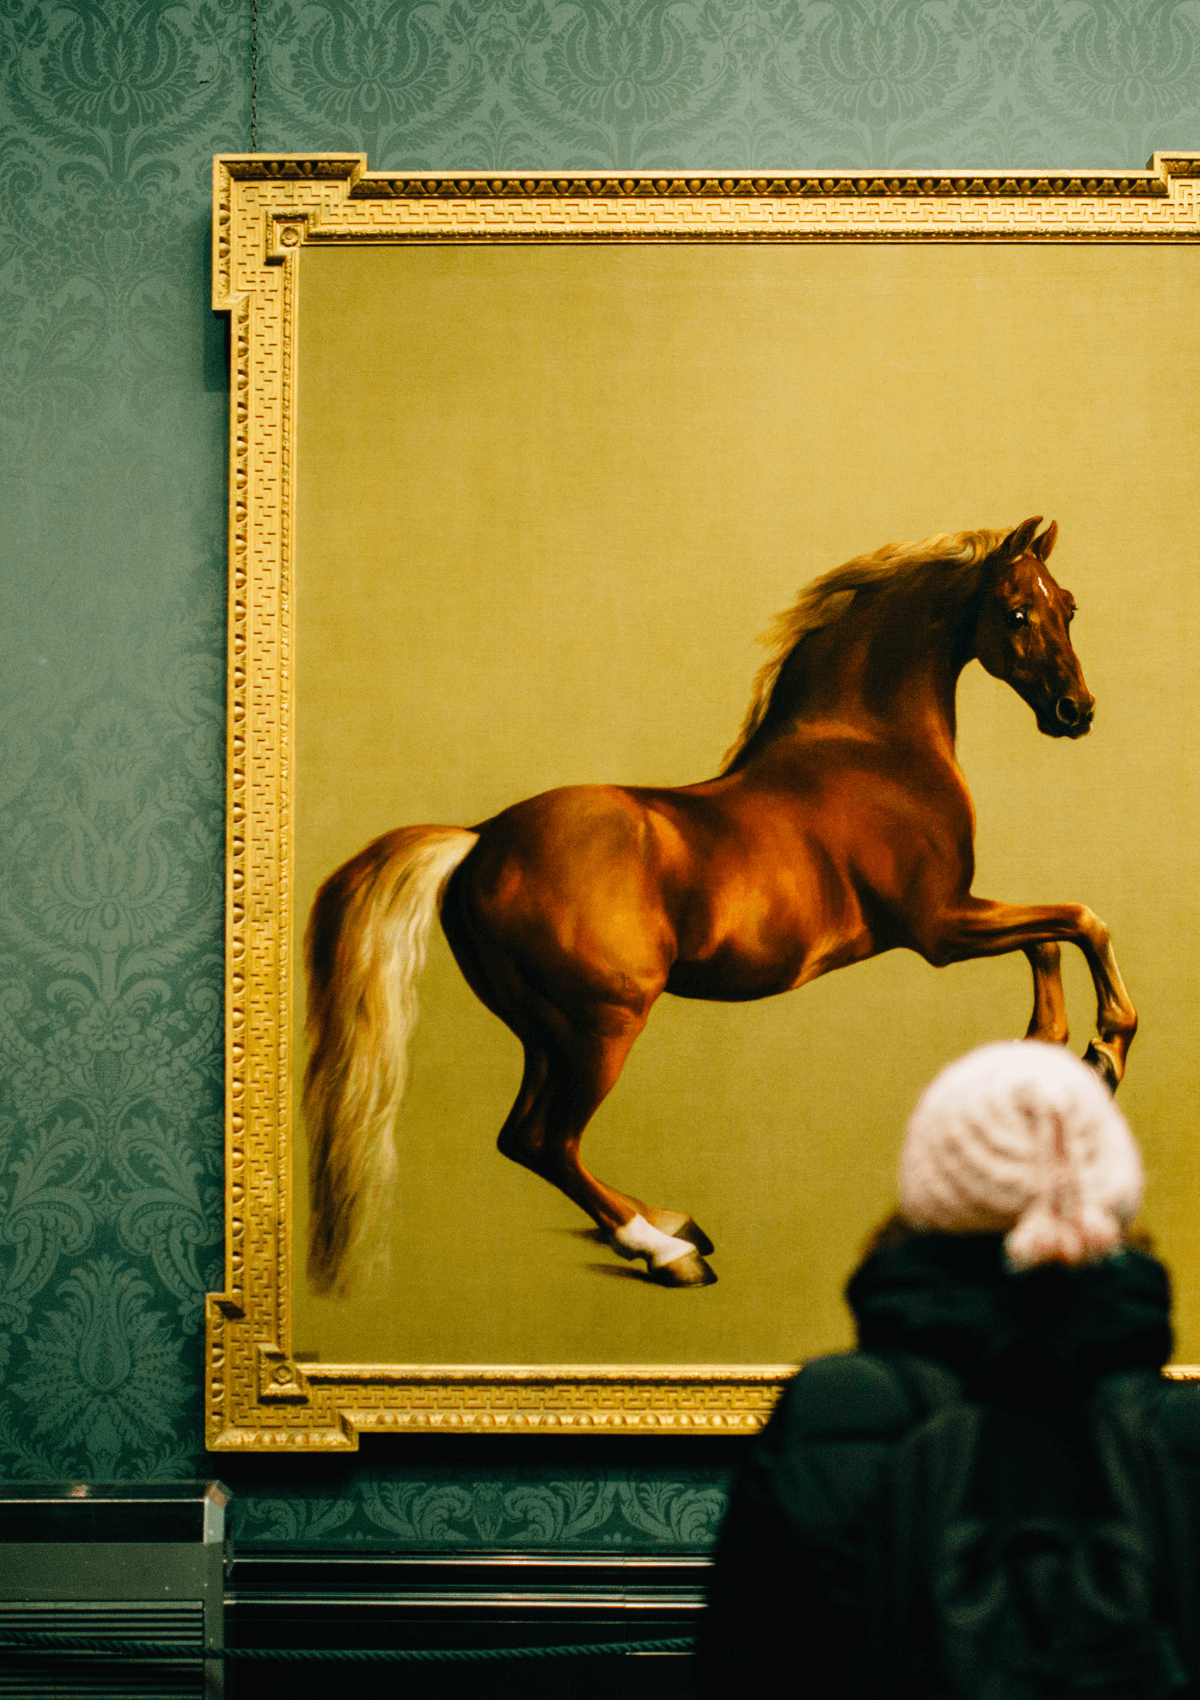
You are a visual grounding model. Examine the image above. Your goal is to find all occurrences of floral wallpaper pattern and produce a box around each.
[236,1461,730,1547]
[0,0,1197,1550]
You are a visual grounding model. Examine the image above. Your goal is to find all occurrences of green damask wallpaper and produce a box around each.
[1,0,1197,1553]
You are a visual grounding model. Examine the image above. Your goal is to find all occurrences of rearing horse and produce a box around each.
[305,518,1136,1293]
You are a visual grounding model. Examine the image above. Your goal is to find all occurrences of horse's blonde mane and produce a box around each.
[721,527,1010,772]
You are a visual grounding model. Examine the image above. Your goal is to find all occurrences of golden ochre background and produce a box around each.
[292,242,1199,1369]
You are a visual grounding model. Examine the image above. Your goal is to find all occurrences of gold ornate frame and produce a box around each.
[206,152,1200,1451]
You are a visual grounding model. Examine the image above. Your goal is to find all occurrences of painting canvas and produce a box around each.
[207,157,1200,1448]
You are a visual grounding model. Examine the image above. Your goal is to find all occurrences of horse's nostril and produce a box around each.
[1055,697,1080,726]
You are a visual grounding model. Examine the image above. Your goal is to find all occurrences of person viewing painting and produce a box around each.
[700,1041,1200,1699]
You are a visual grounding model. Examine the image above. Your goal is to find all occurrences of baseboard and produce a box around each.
[227,1552,706,1698]
[228,1549,708,1647]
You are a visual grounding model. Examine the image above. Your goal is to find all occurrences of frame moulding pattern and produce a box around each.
[207,153,1200,1452]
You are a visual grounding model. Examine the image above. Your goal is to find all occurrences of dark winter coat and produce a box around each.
[699,1234,1200,1698]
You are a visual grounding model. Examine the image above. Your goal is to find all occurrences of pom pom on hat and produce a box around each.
[899,1041,1143,1269]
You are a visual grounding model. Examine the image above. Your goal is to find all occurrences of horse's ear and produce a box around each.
[1030,519,1058,562]
[999,516,1043,561]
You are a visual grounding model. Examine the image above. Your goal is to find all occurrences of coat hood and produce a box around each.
[847,1233,1172,1398]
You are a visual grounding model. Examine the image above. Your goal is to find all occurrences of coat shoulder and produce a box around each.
[741,1352,920,1549]
[1151,1377,1200,1463]
[769,1351,919,1445]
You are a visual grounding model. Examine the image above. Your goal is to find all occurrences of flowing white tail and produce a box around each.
[303,825,479,1295]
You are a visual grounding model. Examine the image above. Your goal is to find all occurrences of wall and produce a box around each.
[1,0,1197,1552]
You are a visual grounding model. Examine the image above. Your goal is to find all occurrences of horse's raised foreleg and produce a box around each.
[921,899,1136,1087]
[1024,942,1068,1045]
[496,1033,716,1288]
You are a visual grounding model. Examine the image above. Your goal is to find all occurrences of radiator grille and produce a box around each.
[0,1600,207,1699]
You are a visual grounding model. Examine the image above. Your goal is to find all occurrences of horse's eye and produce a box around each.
[1005,609,1028,631]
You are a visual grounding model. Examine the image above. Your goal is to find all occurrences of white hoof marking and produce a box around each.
[612,1214,695,1270]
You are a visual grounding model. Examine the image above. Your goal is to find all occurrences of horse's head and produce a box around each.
[973,517,1093,738]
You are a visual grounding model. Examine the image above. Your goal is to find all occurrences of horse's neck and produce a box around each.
[748,579,976,758]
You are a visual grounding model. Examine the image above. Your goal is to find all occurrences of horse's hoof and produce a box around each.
[1083,1041,1120,1094]
[651,1249,717,1288]
[647,1211,715,1257]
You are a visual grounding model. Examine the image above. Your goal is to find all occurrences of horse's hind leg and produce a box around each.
[441,861,715,1284]
[500,1053,713,1256]
[497,1031,716,1288]
[1025,942,1068,1044]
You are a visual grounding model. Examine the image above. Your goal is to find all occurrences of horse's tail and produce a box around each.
[303,825,479,1296]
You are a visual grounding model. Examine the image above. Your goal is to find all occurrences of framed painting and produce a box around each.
[206,154,1200,1450]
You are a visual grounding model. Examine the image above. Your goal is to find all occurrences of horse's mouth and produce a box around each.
[1037,711,1093,739]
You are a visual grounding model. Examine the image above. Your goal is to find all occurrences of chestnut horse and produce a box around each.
[305,518,1136,1293]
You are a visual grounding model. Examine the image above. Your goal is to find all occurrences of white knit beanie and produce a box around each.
[899,1041,1143,1269]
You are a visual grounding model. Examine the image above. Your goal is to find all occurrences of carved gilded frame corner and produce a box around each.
[206,153,1200,1451]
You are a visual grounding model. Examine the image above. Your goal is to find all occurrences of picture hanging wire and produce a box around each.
[250,0,259,152]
